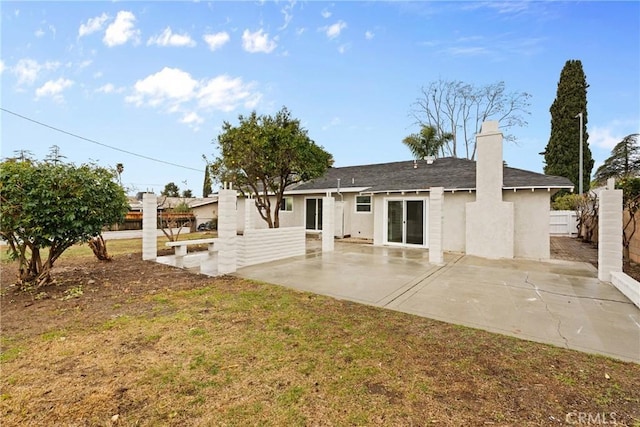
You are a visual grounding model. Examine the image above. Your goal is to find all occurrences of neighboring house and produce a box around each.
[127,195,218,229]
[236,121,574,260]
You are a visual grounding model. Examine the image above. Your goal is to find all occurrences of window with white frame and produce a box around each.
[356,195,372,212]
[279,197,293,212]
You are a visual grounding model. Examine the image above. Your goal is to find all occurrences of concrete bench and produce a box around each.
[165,238,218,271]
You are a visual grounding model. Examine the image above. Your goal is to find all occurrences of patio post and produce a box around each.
[322,193,335,252]
[429,187,444,264]
[142,193,157,261]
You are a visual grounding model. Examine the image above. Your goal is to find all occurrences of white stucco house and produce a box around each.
[236,122,574,260]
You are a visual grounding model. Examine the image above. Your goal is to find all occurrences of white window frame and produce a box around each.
[355,195,372,213]
[279,196,293,212]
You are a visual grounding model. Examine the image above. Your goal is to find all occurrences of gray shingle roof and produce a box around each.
[292,157,574,193]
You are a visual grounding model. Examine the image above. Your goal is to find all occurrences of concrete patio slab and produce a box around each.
[236,242,640,363]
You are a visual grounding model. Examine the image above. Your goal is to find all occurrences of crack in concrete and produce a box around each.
[524,272,570,349]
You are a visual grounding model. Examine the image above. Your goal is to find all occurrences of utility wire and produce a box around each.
[1,107,203,172]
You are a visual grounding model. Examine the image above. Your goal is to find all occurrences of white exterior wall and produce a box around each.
[191,204,217,227]
[442,192,474,252]
[504,190,551,259]
[349,193,374,239]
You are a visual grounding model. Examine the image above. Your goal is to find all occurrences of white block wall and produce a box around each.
[598,188,623,282]
[237,227,306,268]
[610,272,640,309]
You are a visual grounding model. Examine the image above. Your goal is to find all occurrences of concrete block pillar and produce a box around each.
[429,187,444,264]
[217,183,237,274]
[598,183,623,282]
[322,194,335,252]
[142,193,157,261]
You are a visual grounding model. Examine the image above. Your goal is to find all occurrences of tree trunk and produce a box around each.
[18,247,53,289]
[88,235,112,261]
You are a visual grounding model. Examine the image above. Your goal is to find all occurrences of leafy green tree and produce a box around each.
[402,125,453,159]
[202,161,213,197]
[594,134,640,185]
[543,59,594,193]
[0,158,128,287]
[161,182,180,197]
[551,193,583,211]
[212,106,334,228]
[182,189,193,198]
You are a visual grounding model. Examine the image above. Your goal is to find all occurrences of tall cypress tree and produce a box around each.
[202,163,213,197]
[543,60,593,193]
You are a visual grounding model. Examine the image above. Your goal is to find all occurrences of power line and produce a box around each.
[1,107,203,172]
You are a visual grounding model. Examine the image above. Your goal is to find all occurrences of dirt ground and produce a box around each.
[0,254,212,338]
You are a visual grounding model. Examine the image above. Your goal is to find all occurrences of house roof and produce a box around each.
[128,196,217,210]
[291,157,574,194]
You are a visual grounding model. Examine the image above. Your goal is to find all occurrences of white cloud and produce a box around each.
[96,83,114,93]
[322,116,341,130]
[279,0,296,30]
[96,83,121,94]
[446,46,491,57]
[13,59,60,85]
[0,60,5,74]
[242,29,277,53]
[591,125,626,150]
[198,75,259,112]
[337,44,350,54]
[126,67,198,107]
[181,112,204,131]
[13,59,41,85]
[78,13,109,38]
[324,20,347,39]
[203,32,230,51]
[35,78,74,102]
[103,11,140,47]
[35,28,45,38]
[365,30,374,40]
[321,9,331,19]
[147,27,196,47]
[126,67,262,126]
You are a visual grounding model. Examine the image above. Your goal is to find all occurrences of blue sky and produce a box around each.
[2,1,639,196]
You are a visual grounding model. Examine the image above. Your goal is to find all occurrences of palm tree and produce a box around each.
[402,125,454,159]
[116,163,124,186]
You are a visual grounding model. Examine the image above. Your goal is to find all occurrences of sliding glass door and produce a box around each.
[385,199,426,246]
[305,198,323,231]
